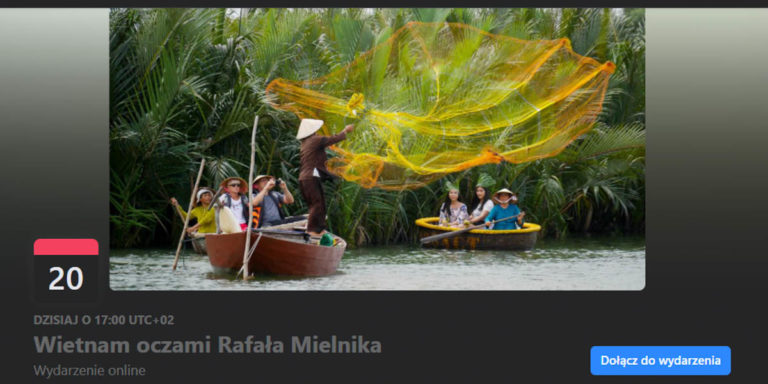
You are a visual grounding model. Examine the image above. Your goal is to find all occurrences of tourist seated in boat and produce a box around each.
[170,187,216,234]
[218,177,250,231]
[469,173,495,226]
[439,182,469,228]
[485,188,526,230]
[250,175,304,228]
[296,118,355,237]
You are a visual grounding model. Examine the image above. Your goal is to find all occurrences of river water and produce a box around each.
[110,236,644,290]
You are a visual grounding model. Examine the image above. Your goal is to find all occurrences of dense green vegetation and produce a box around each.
[110,8,645,248]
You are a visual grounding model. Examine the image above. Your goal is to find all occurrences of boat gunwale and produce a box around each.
[415,217,541,234]
[204,232,347,251]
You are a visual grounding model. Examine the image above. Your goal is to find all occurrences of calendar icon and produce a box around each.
[34,239,99,303]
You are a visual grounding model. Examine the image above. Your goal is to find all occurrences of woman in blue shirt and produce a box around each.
[485,188,526,230]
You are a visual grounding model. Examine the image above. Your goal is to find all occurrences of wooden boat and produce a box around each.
[204,220,346,276]
[189,234,207,255]
[415,217,541,250]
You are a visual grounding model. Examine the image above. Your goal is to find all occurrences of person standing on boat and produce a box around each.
[250,175,301,228]
[170,187,216,234]
[296,119,354,237]
[485,188,525,230]
[439,182,470,228]
[218,177,250,231]
[469,173,495,225]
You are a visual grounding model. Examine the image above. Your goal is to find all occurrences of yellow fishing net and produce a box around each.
[266,22,615,190]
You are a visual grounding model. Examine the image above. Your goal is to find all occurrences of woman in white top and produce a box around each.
[217,177,249,231]
[469,186,494,224]
[469,173,495,226]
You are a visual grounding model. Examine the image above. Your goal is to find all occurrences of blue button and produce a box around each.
[591,346,731,376]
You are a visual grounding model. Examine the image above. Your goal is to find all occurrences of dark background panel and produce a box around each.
[3,1,767,7]
[1,7,767,383]
[646,9,768,263]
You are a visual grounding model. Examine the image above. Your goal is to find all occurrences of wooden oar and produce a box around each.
[173,158,206,271]
[242,115,259,280]
[171,198,198,243]
[172,202,186,223]
[419,214,520,244]
[170,200,191,244]
[206,187,225,212]
[205,186,225,235]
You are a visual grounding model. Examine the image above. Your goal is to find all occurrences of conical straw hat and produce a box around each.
[493,188,515,202]
[219,177,247,190]
[252,175,273,192]
[253,175,273,184]
[296,119,324,140]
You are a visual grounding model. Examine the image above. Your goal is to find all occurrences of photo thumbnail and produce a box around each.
[109,8,645,290]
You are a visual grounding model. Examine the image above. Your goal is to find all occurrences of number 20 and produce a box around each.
[49,266,84,291]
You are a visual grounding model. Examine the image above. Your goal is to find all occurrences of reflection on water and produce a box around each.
[110,236,645,290]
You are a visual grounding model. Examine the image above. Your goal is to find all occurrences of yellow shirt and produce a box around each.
[176,205,216,233]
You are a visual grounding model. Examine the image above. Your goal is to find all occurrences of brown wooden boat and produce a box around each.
[416,217,540,251]
[204,223,346,276]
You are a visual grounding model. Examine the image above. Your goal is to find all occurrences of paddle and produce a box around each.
[173,158,206,271]
[206,186,226,212]
[242,115,259,280]
[419,214,522,244]
[170,198,193,245]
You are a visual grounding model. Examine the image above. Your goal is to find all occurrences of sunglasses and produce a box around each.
[228,184,241,187]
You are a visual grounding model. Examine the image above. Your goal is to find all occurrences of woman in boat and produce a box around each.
[439,182,469,228]
[296,118,355,237]
[218,177,250,231]
[469,173,495,225]
[170,187,216,234]
[485,188,525,230]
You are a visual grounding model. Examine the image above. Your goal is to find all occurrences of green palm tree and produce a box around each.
[109,8,645,248]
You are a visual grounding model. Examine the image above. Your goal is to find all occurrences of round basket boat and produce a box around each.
[416,217,541,250]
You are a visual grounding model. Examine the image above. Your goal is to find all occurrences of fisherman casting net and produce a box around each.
[266,22,615,190]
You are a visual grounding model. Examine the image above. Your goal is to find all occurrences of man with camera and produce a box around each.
[250,175,297,228]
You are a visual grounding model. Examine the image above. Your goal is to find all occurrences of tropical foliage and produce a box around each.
[109,8,645,247]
